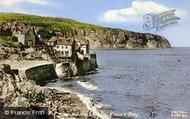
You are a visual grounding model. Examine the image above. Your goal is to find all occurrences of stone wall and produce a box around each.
[90,54,98,70]
[76,54,98,75]
[25,64,58,85]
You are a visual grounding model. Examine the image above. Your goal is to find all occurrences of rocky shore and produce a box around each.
[0,64,99,119]
[0,46,52,61]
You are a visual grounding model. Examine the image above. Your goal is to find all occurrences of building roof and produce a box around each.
[54,32,62,36]
[49,36,57,42]
[56,37,74,45]
[14,25,32,34]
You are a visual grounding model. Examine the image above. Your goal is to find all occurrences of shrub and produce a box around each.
[0,37,22,48]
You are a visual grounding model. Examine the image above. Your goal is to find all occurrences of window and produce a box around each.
[66,46,68,49]
[81,50,84,54]
[65,51,69,56]
[57,46,59,49]
[61,51,64,55]
[62,46,64,49]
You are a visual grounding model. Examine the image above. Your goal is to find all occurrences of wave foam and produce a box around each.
[77,94,111,119]
[49,87,110,119]
[77,81,98,91]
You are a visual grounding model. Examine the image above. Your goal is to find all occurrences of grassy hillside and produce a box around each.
[0,37,21,48]
[0,13,108,31]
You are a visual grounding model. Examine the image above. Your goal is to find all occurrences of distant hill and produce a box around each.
[0,13,107,31]
[0,13,171,49]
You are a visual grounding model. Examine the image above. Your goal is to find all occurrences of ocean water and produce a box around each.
[47,48,190,119]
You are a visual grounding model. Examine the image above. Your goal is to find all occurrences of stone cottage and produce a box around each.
[13,27,37,47]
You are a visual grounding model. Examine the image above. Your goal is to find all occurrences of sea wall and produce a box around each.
[55,54,98,79]
[76,54,98,75]
[90,54,98,69]
[25,54,98,82]
[25,64,58,85]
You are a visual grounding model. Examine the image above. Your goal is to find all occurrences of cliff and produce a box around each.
[63,29,171,49]
[0,13,171,49]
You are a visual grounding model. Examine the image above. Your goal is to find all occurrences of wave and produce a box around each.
[77,94,111,119]
[47,87,141,119]
[76,81,98,91]
[48,87,110,119]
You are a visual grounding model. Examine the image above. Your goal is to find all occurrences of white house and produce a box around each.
[75,39,90,60]
[53,37,74,58]
[80,40,90,56]
[80,44,87,55]
[76,39,89,55]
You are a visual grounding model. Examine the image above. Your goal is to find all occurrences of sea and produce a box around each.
[47,47,190,119]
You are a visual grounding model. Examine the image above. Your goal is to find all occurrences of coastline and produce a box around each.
[49,87,110,119]
[0,64,100,119]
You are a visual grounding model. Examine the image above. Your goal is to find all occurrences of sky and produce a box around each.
[0,0,190,47]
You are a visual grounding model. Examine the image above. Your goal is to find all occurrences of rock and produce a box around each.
[0,64,98,119]
[70,62,78,76]
[147,40,158,48]
[55,63,69,79]
[60,29,171,49]
[0,64,12,74]
[0,46,53,61]
[10,97,29,107]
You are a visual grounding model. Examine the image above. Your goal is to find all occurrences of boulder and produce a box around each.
[9,97,30,107]
[0,64,12,74]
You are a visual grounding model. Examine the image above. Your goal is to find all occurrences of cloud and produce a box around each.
[0,0,49,6]
[100,1,188,23]
[0,0,51,15]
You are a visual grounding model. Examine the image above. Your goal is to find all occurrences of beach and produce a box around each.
[0,64,103,119]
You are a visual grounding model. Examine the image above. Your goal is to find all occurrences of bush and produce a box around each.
[0,37,22,48]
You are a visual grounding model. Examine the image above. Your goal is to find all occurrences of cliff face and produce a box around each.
[0,23,171,49]
[60,29,171,49]
[0,13,171,49]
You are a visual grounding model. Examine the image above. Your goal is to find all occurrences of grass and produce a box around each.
[0,37,21,48]
[0,13,109,31]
